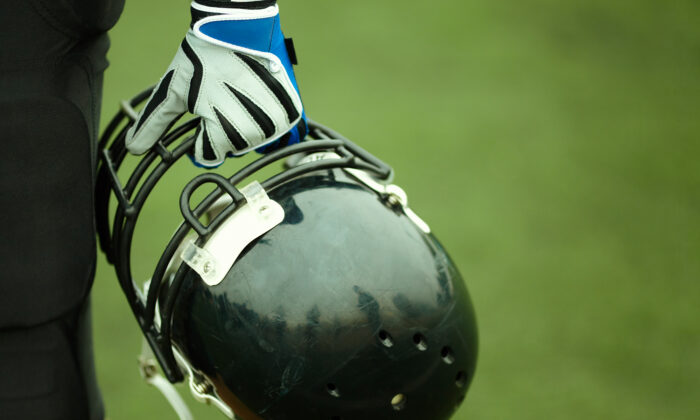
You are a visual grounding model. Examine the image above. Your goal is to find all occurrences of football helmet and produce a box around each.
[96,88,478,420]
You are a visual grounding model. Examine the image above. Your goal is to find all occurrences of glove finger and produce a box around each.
[192,118,229,168]
[216,83,281,155]
[201,58,301,156]
[125,68,187,155]
[232,52,302,127]
[256,116,307,154]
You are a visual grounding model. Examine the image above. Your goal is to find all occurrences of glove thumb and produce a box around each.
[126,69,187,155]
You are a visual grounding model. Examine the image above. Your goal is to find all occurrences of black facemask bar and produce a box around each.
[95,87,394,382]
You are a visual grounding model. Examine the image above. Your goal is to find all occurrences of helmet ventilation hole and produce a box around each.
[455,371,467,388]
[412,333,428,351]
[441,346,455,364]
[326,383,341,398]
[391,393,407,411]
[378,330,394,347]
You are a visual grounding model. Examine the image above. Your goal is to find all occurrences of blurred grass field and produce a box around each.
[93,0,700,419]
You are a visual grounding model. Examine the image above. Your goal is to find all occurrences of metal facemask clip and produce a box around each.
[181,179,285,286]
[296,152,431,234]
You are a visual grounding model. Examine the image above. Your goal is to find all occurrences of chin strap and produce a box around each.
[137,278,236,419]
[139,339,194,420]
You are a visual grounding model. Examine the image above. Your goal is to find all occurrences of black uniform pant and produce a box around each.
[0,1,123,419]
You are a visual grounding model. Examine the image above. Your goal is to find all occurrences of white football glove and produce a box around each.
[126,2,304,168]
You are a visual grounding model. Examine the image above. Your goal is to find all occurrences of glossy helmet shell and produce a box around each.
[170,169,478,420]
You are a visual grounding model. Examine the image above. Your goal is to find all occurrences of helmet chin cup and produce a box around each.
[96,87,478,420]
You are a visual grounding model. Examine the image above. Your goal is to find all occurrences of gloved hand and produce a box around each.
[126,1,306,168]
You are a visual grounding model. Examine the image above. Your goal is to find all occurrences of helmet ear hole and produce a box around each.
[377,330,394,347]
[441,346,456,365]
[326,383,340,398]
[412,333,428,351]
[391,393,407,411]
[455,371,468,388]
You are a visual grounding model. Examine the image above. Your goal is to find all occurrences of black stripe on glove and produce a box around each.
[225,83,275,138]
[235,52,300,124]
[213,107,248,151]
[181,39,204,113]
[135,69,175,132]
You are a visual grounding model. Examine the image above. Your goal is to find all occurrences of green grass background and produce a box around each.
[94,0,700,418]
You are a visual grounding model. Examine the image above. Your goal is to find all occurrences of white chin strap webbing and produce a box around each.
[139,339,194,420]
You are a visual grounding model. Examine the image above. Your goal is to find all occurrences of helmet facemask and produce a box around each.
[96,88,477,420]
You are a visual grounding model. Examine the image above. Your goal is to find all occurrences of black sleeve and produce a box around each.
[33,0,125,35]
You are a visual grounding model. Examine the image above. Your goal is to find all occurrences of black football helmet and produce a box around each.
[96,88,478,420]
